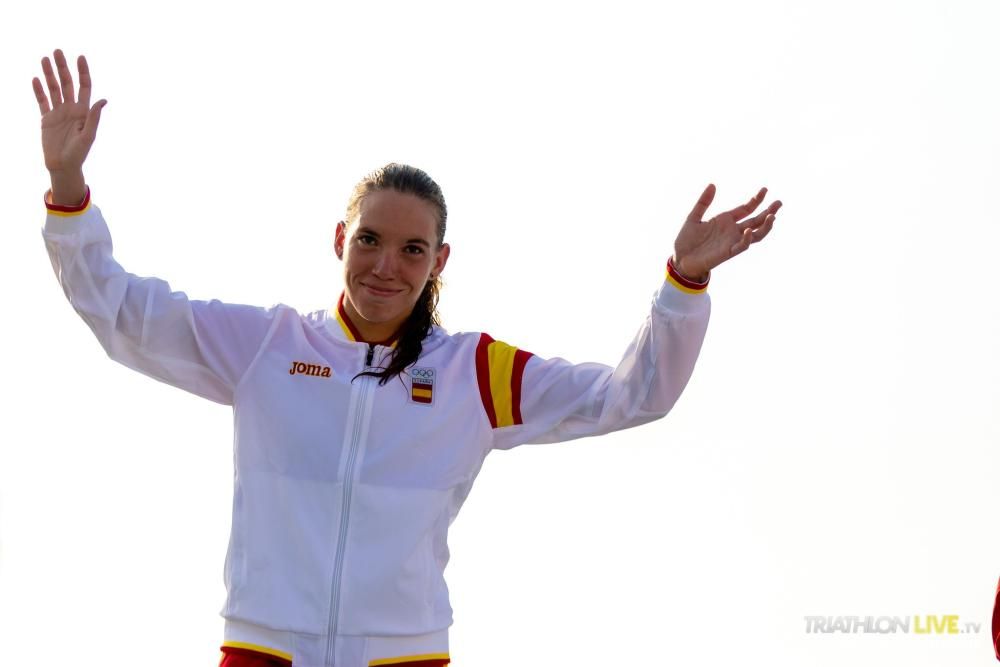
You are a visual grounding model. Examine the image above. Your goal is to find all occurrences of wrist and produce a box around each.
[48,169,87,207]
[670,255,709,284]
[666,256,710,294]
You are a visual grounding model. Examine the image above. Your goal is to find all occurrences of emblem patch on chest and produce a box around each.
[410,367,435,405]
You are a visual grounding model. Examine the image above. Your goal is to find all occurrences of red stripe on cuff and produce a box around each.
[667,256,710,290]
[45,186,91,213]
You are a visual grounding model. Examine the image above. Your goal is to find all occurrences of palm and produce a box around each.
[40,101,90,172]
[673,184,782,280]
[32,50,105,174]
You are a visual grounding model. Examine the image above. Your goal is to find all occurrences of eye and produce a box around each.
[357,233,377,246]
[403,245,425,255]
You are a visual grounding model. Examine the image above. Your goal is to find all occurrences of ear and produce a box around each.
[431,242,451,278]
[334,221,347,260]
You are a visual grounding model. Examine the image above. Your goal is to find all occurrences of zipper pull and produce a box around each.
[365,344,375,368]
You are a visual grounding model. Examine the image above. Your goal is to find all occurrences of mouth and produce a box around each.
[360,282,402,297]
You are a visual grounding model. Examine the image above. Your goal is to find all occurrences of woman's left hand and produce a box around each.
[672,184,782,282]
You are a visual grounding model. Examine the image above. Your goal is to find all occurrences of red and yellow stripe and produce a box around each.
[665,256,709,294]
[411,380,433,404]
[44,186,91,217]
[476,333,533,428]
[219,641,293,666]
[369,653,451,666]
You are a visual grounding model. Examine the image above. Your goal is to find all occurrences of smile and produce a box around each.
[361,282,402,297]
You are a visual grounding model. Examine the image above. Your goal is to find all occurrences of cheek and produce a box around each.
[342,250,368,277]
[405,262,434,286]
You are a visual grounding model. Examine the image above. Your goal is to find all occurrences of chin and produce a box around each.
[363,308,401,326]
[353,296,403,323]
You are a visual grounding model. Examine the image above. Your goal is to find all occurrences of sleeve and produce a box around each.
[40,188,281,406]
[477,271,711,450]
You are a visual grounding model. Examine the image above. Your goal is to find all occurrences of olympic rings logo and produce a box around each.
[411,368,435,379]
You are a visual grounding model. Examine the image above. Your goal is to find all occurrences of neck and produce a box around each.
[340,293,405,345]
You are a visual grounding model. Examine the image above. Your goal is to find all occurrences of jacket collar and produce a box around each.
[325,292,400,348]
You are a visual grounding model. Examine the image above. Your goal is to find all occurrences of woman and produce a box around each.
[34,49,781,667]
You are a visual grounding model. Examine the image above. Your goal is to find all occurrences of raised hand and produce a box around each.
[672,184,782,282]
[32,49,107,205]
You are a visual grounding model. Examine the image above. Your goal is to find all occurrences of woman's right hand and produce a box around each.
[32,49,107,205]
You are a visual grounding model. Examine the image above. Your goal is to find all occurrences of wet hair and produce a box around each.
[345,163,447,385]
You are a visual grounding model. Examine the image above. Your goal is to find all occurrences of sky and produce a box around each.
[2,1,1000,665]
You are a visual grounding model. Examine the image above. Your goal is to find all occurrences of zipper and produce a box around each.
[325,343,378,666]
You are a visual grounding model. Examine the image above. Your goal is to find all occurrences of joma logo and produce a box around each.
[288,361,332,377]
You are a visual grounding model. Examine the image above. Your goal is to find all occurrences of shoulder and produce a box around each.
[466,332,535,429]
[444,330,534,355]
[438,331,537,375]
[298,304,330,328]
[254,302,297,327]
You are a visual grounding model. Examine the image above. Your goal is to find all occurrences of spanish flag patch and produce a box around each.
[410,367,436,405]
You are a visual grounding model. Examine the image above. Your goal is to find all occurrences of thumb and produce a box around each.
[82,99,107,141]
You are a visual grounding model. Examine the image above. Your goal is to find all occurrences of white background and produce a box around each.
[2,1,999,665]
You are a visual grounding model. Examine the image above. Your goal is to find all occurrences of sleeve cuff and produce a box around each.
[665,256,709,294]
[43,186,99,237]
[44,186,91,216]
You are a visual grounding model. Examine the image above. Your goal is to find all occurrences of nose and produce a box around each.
[372,248,396,278]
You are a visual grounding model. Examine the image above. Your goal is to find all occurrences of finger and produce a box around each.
[32,77,51,115]
[82,99,107,142]
[750,215,774,243]
[729,227,753,256]
[77,55,92,109]
[686,183,716,224]
[54,49,75,105]
[719,187,767,224]
[736,199,782,231]
[41,56,62,107]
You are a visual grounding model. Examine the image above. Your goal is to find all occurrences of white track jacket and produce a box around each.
[41,189,711,640]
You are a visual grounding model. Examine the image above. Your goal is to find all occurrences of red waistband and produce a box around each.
[219,645,450,667]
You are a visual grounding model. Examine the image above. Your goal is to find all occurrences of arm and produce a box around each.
[35,50,278,405]
[482,183,783,449]
[483,272,710,450]
[42,190,280,405]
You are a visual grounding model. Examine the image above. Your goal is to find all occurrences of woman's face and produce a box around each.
[335,189,450,341]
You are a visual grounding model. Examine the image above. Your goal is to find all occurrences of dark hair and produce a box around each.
[347,163,447,385]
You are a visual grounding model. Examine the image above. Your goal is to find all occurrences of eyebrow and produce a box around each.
[356,227,431,246]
